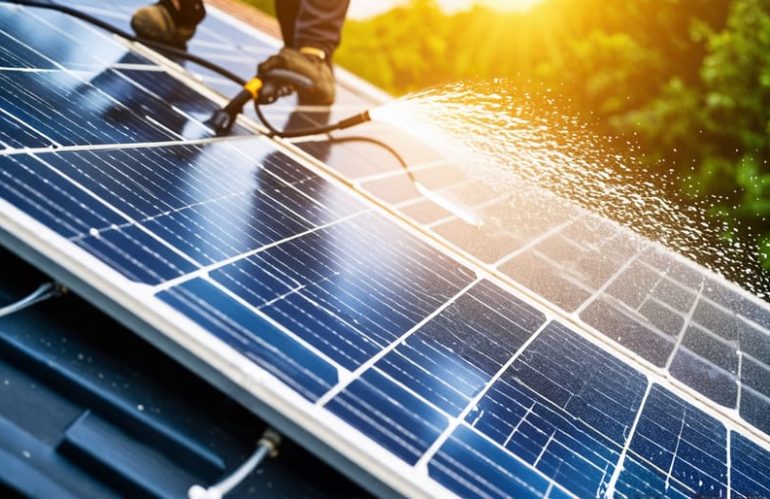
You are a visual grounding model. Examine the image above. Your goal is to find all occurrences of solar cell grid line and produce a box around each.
[157,277,341,402]
[422,190,508,230]
[0,152,199,283]
[429,424,578,499]
[4,1,768,498]
[462,321,649,498]
[0,135,373,285]
[0,3,158,71]
[0,68,180,147]
[0,108,52,151]
[612,384,729,498]
[412,302,555,475]
[209,212,476,370]
[372,279,547,416]
[314,277,484,406]
[32,140,367,264]
[731,431,770,499]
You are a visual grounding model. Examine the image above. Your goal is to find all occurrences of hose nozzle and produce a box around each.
[336,110,371,130]
[208,69,317,135]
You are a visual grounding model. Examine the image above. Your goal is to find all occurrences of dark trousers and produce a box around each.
[275,0,350,60]
[178,0,349,59]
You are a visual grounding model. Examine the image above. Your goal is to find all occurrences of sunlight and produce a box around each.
[473,0,544,11]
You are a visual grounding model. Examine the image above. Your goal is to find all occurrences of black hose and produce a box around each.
[8,0,379,138]
[5,0,405,176]
[257,107,371,139]
[329,135,409,171]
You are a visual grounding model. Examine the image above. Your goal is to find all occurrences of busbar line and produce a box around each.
[603,381,653,498]
[151,211,365,293]
[314,277,481,407]
[415,317,551,471]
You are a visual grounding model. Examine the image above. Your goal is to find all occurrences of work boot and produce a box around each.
[131,0,205,48]
[257,47,336,106]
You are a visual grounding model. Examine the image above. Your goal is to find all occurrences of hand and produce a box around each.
[257,48,336,106]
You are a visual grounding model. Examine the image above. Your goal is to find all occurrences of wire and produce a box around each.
[0,282,66,318]
[188,428,281,499]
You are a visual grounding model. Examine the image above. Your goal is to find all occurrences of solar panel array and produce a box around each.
[1,1,769,497]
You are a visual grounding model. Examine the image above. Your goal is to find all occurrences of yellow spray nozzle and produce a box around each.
[243,78,263,100]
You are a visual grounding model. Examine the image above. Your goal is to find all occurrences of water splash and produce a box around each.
[370,80,770,298]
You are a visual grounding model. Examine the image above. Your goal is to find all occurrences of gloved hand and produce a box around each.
[131,0,205,48]
[257,48,336,106]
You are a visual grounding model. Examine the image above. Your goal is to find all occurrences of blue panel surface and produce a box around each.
[87,68,212,139]
[0,29,57,69]
[38,139,362,258]
[614,384,727,498]
[429,424,556,499]
[0,69,177,147]
[211,211,475,369]
[115,69,250,136]
[374,280,545,415]
[580,297,675,367]
[325,369,448,465]
[0,153,196,283]
[466,321,648,497]
[731,431,770,499]
[0,113,52,151]
[669,324,738,408]
[0,5,154,69]
[158,278,338,401]
[4,3,770,498]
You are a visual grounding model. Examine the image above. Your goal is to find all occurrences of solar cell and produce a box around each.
[1,2,770,497]
[0,69,179,146]
[467,322,648,497]
[613,384,728,498]
[731,431,770,499]
[429,424,559,499]
[0,4,156,70]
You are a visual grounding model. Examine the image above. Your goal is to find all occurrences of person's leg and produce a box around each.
[131,0,206,47]
[275,0,300,50]
[293,0,351,61]
[261,0,352,105]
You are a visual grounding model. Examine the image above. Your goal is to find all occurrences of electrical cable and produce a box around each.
[0,282,67,318]
[188,428,281,499]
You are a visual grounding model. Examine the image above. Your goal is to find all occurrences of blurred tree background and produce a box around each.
[244,0,770,268]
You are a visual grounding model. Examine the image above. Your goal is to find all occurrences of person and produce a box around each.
[130,0,350,105]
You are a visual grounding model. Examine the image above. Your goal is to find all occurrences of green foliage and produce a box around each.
[239,0,275,16]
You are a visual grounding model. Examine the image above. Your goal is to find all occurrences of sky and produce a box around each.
[347,0,543,19]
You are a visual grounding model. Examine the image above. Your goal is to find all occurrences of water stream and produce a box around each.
[370,81,770,298]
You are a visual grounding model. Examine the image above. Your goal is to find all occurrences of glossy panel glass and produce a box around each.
[0,69,177,147]
[467,322,648,497]
[375,280,545,415]
[211,211,476,369]
[730,431,770,499]
[38,140,365,265]
[158,278,338,401]
[429,424,554,499]
[325,369,448,465]
[615,384,728,498]
[0,153,196,283]
[0,5,155,70]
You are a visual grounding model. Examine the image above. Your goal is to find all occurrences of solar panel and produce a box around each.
[1,1,770,497]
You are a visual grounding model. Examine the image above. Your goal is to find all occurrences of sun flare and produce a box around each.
[475,0,544,11]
